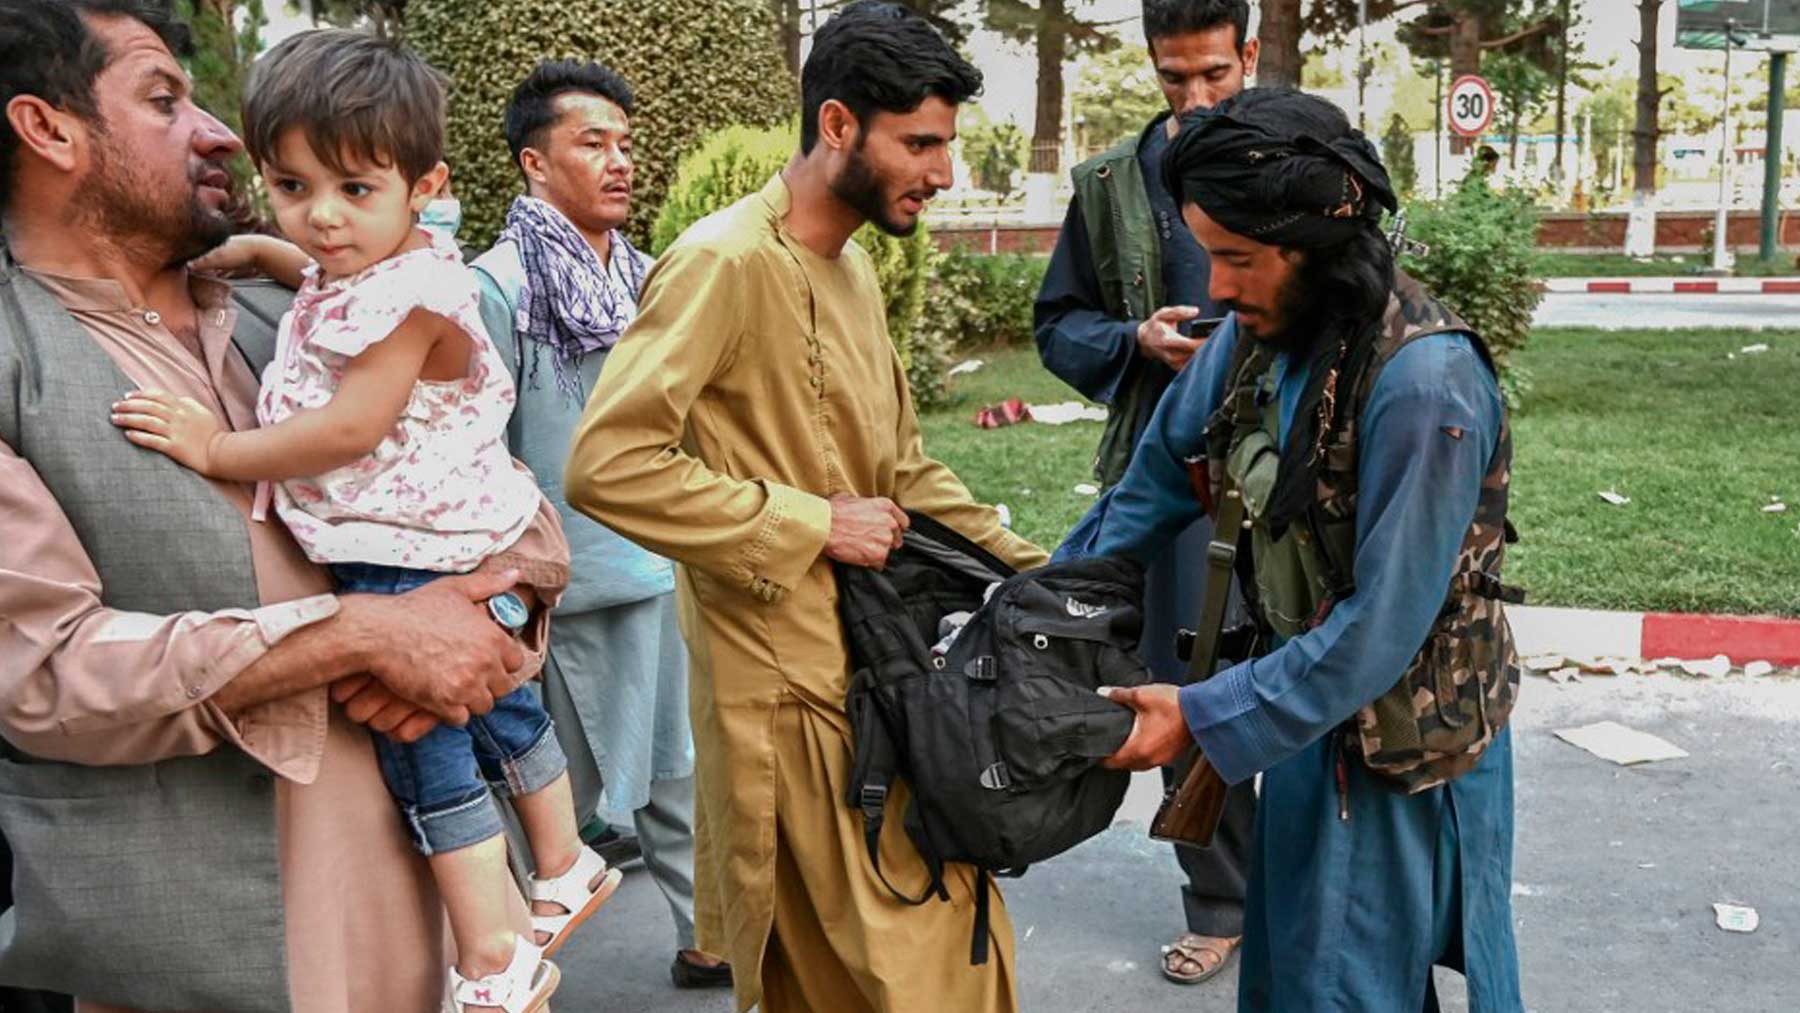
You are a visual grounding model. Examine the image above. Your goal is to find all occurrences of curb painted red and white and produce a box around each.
[1509,605,1800,666]
[1539,276,1800,295]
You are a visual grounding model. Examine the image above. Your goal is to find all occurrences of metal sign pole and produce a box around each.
[1713,24,1736,273]
[1760,51,1788,262]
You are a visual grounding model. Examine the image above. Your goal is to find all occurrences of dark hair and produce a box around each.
[1142,0,1250,49]
[800,0,982,154]
[0,0,192,212]
[502,60,634,171]
[242,28,447,184]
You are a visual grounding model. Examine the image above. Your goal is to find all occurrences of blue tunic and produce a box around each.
[1058,316,1523,1011]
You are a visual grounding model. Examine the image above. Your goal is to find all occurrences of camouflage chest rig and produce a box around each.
[1198,271,1523,794]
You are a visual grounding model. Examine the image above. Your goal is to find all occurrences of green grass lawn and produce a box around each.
[919,331,1800,617]
[1535,250,1800,277]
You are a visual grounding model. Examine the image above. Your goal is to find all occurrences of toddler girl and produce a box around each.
[111,30,613,1013]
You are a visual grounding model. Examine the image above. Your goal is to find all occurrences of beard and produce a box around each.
[77,124,236,267]
[828,141,916,238]
[1228,258,1327,355]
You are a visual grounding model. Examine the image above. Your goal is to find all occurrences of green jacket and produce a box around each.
[1069,120,1170,486]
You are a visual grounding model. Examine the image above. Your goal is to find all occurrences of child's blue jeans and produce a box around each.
[332,562,566,855]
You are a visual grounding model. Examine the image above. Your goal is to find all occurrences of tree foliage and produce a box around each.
[1399,177,1543,407]
[410,0,794,249]
[1382,113,1417,196]
[961,120,1028,198]
[650,122,951,407]
[1071,44,1165,152]
[285,0,406,37]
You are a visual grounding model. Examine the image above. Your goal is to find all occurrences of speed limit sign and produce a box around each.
[1447,75,1494,137]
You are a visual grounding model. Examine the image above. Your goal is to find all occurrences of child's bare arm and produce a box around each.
[111,309,448,482]
[190,234,312,288]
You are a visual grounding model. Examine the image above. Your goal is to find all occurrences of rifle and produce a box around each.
[1148,470,1248,848]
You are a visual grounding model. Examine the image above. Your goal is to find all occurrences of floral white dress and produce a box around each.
[257,233,539,572]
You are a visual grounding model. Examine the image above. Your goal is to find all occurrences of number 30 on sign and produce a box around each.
[1447,75,1494,138]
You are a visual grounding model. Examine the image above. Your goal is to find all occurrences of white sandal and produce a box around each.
[444,935,559,1013]
[530,846,622,957]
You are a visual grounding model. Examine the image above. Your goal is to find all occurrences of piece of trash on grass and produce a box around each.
[1713,903,1760,933]
[1740,343,1770,355]
[995,503,1012,530]
[1744,660,1774,678]
[1073,482,1100,497]
[973,398,1031,429]
[1554,720,1689,766]
[1028,401,1107,425]
[1597,489,1631,506]
[947,359,984,377]
[1762,502,1788,514]
[1679,655,1731,678]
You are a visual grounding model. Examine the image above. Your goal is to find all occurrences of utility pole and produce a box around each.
[1712,20,1738,273]
[1357,0,1369,132]
[1434,57,1444,197]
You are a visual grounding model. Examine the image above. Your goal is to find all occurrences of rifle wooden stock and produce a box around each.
[1150,748,1230,847]
[1146,469,1246,849]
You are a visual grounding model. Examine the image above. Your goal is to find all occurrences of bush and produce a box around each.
[651,122,949,406]
[1399,179,1543,408]
[920,245,1046,352]
[409,0,793,249]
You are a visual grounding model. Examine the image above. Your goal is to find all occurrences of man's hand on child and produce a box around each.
[112,390,229,476]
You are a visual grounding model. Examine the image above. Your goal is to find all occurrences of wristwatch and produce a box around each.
[486,591,530,634]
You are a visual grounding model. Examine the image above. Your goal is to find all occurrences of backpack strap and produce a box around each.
[845,677,947,908]
[970,868,992,965]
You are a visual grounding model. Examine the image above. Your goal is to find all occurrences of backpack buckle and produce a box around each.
[964,656,996,681]
[859,784,888,815]
[979,762,1012,791]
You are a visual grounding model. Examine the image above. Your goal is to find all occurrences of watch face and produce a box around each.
[488,591,530,632]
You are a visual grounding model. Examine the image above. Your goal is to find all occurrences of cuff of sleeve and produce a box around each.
[740,482,832,601]
[1178,659,1280,785]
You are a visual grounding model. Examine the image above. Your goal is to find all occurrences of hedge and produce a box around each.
[409,0,794,249]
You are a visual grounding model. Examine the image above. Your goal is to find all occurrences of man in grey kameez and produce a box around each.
[472,59,729,988]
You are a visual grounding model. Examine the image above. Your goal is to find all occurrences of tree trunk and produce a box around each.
[1553,0,1568,180]
[1448,13,1482,153]
[1028,0,1066,173]
[1508,105,1522,167]
[1632,0,1661,197]
[772,0,801,77]
[1257,0,1303,88]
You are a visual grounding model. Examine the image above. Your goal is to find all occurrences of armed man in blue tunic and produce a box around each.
[1065,88,1525,1011]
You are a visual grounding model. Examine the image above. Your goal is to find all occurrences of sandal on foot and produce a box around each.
[1159,932,1240,985]
[670,951,734,990]
[530,846,622,957]
[445,936,559,1013]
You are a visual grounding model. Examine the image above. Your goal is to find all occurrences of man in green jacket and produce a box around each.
[1031,0,1258,988]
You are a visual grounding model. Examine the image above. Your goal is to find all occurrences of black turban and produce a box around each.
[1160,88,1396,247]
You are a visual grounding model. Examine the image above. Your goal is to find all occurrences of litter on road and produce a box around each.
[1744,661,1775,678]
[1713,903,1760,934]
[1679,655,1731,679]
[1554,720,1689,766]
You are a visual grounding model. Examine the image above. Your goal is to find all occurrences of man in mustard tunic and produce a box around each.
[563,4,1047,1010]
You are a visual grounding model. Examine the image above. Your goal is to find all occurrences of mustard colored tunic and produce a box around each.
[565,173,1048,1012]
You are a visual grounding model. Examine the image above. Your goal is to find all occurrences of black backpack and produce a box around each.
[834,512,1151,964]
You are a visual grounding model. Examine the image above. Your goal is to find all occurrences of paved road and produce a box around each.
[551,671,1800,1012]
[1534,292,1800,330]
